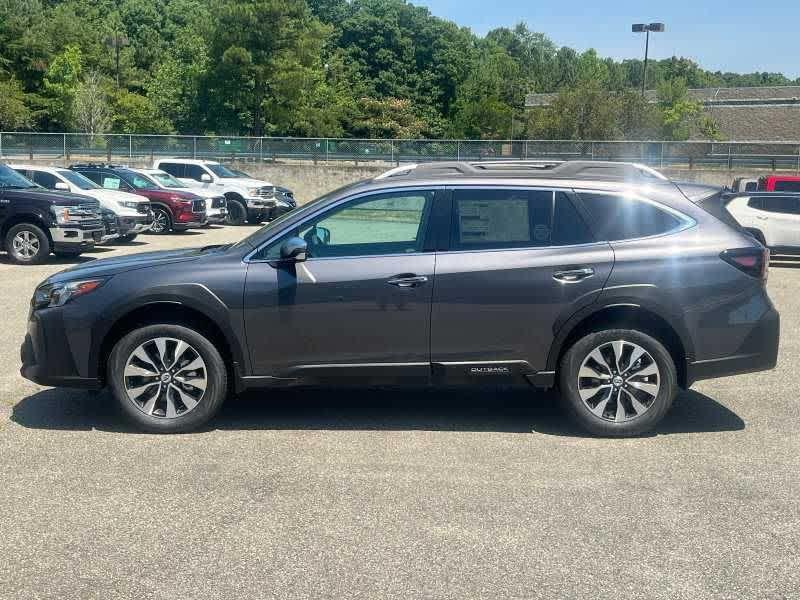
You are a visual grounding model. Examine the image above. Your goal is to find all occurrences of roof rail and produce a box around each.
[375,160,669,182]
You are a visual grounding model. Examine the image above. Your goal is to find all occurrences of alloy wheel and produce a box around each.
[12,230,41,260]
[577,340,660,423]
[151,210,168,233]
[123,337,207,419]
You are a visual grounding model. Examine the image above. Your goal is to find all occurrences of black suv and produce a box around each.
[21,161,780,435]
[0,164,105,264]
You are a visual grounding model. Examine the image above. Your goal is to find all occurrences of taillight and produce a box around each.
[720,247,769,280]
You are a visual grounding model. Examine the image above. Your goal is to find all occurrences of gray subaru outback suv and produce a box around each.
[21,161,779,436]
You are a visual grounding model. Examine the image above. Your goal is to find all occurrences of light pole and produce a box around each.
[632,23,665,97]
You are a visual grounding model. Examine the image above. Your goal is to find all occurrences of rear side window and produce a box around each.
[450,189,594,250]
[774,180,800,192]
[577,193,684,241]
[759,196,800,214]
[159,162,185,178]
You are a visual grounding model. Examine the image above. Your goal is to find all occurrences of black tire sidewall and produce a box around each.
[120,233,137,243]
[107,324,228,433]
[558,329,677,437]
[226,200,246,225]
[6,223,51,264]
[150,207,172,234]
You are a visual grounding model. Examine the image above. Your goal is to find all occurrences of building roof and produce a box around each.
[526,86,800,108]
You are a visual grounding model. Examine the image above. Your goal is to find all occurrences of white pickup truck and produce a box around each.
[153,159,279,225]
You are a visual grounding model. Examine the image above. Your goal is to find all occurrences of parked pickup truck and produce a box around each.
[0,163,104,264]
[153,159,277,225]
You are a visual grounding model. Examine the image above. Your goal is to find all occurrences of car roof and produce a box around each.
[8,164,67,173]
[155,158,220,166]
[762,175,800,182]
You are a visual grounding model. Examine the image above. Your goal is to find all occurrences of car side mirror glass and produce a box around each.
[54,182,70,191]
[201,173,212,183]
[279,237,308,262]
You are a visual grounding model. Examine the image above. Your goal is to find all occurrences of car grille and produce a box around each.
[211,197,226,208]
[256,186,275,199]
[136,202,151,214]
[191,199,205,213]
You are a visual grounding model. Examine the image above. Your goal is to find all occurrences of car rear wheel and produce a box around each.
[108,324,228,433]
[6,223,51,265]
[149,207,172,234]
[225,200,247,225]
[558,329,677,437]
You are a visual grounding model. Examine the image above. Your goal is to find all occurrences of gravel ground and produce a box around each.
[1,228,799,599]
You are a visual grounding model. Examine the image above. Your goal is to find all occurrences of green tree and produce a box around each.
[43,45,83,129]
[0,78,33,129]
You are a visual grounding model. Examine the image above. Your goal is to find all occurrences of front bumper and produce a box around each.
[20,308,102,390]
[687,307,780,386]
[205,208,228,224]
[49,226,104,251]
[246,197,276,209]
[117,215,154,235]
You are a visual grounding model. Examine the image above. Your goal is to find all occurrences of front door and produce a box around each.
[244,189,440,379]
[431,187,614,379]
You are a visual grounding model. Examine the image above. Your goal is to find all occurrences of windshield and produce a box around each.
[232,169,251,178]
[207,163,239,178]
[0,164,37,189]
[126,172,159,190]
[149,171,186,189]
[57,169,99,190]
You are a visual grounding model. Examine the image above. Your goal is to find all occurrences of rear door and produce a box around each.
[760,196,800,247]
[430,186,614,380]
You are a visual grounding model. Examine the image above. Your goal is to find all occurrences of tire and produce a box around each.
[5,223,51,265]
[558,329,677,437]
[119,233,138,243]
[225,200,247,225]
[107,324,228,433]
[149,207,172,234]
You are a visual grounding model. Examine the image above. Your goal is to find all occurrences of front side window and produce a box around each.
[0,165,36,189]
[186,165,207,181]
[149,171,185,189]
[124,172,158,190]
[577,193,685,241]
[255,190,434,260]
[450,188,593,250]
[206,163,238,178]
[32,171,59,189]
[100,173,124,190]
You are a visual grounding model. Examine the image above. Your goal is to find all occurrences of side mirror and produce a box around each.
[279,237,308,262]
[54,182,70,191]
[200,173,212,183]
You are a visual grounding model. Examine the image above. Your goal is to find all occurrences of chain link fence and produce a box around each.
[2,132,800,171]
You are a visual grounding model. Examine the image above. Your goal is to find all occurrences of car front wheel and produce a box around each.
[225,200,247,225]
[558,329,677,437]
[149,207,172,234]
[108,324,228,433]
[6,223,51,265]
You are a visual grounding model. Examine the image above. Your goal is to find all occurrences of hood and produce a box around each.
[2,188,100,207]
[169,186,222,199]
[81,188,149,205]
[227,177,273,188]
[46,247,214,283]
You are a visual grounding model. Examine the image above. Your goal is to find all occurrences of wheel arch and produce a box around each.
[2,213,53,243]
[95,300,245,391]
[548,303,691,388]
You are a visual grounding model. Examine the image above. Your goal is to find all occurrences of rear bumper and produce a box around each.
[687,307,780,386]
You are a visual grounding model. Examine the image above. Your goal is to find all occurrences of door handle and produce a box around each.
[553,267,595,283]
[387,275,428,288]
[756,215,768,220]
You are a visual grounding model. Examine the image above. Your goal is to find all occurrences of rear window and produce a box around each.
[774,180,800,192]
[577,193,685,241]
[695,192,745,231]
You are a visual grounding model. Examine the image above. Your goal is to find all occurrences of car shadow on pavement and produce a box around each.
[10,386,744,437]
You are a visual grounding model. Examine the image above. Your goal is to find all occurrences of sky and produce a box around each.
[410,1,800,79]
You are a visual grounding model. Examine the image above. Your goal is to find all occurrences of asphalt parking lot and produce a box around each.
[1,229,799,599]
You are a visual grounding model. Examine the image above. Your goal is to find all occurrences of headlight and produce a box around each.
[32,279,107,309]
[120,201,140,209]
[51,207,76,225]
[247,188,261,196]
